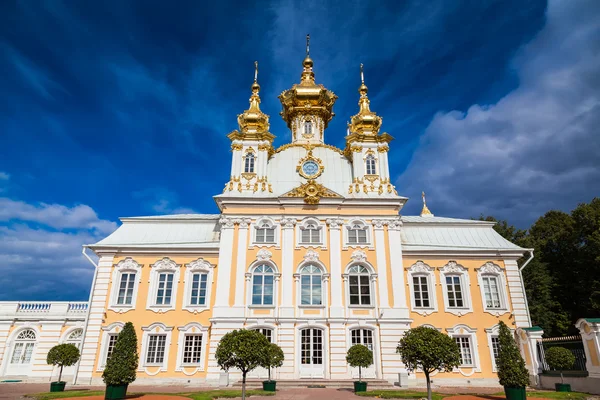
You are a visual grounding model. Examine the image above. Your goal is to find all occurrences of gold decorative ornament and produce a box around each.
[257,143,271,152]
[296,149,324,179]
[347,64,383,135]
[241,172,256,181]
[272,142,345,157]
[231,143,243,151]
[284,179,340,204]
[377,145,389,153]
[421,191,434,217]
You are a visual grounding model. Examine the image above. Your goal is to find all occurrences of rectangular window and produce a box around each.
[146,334,167,365]
[349,275,371,305]
[348,228,368,244]
[482,276,502,308]
[182,334,203,365]
[491,336,500,365]
[301,274,322,305]
[252,274,274,305]
[155,273,174,305]
[190,273,208,306]
[446,276,464,308]
[413,276,430,308]
[104,334,118,364]
[117,273,136,305]
[301,228,321,244]
[256,228,275,243]
[455,336,473,366]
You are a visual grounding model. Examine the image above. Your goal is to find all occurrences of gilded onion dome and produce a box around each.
[278,35,338,130]
[348,64,383,135]
[229,61,274,143]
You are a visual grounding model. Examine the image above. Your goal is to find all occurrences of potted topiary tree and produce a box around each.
[215,329,271,400]
[346,344,373,393]
[397,326,461,400]
[544,346,575,392]
[496,321,530,400]
[46,343,80,392]
[102,322,139,400]
[260,342,284,392]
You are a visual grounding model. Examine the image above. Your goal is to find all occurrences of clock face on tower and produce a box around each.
[302,161,319,177]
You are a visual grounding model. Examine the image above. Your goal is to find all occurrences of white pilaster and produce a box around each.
[76,253,115,384]
[372,220,390,309]
[326,218,345,318]
[378,150,389,180]
[387,219,408,313]
[279,218,296,318]
[504,259,531,327]
[214,217,239,316]
[233,218,251,308]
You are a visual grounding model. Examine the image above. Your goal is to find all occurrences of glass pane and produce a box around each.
[11,343,23,364]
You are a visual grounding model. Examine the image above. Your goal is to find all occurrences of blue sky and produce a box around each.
[1,0,599,301]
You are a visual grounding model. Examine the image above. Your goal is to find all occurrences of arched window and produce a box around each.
[347,221,368,245]
[66,329,83,348]
[300,220,321,245]
[348,265,371,306]
[299,265,322,305]
[244,152,255,173]
[351,328,374,351]
[304,120,313,135]
[11,329,36,365]
[253,328,273,343]
[252,264,275,305]
[255,219,276,244]
[365,154,377,175]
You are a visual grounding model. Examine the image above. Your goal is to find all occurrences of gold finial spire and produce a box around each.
[251,61,260,94]
[347,63,382,135]
[306,34,310,56]
[359,63,368,96]
[302,34,314,75]
[234,61,270,135]
[421,191,434,217]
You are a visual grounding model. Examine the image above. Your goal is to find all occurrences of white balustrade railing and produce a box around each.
[0,301,89,318]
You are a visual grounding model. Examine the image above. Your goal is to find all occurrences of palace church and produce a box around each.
[0,40,542,387]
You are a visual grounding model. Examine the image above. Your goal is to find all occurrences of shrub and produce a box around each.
[215,329,271,400]
[545,346,575,384]
[46,343,81,383]
[496,321,530,388]
[346,344,373,383]
[397,326,461,400]
[260,342,285,382]
[102,322,139,386]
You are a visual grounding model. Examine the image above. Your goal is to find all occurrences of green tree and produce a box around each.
[260,342,285,382]
[215,329,271,400]
[346,344,373,383]
[397,327,460,400]
[496,321,530,388]
[46,343,80,383]
[102,322,139,386]
[545,346,575,384]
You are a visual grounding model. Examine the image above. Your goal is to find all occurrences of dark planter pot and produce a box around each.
[354,381,368,393]
[50,381,66,392]
[504,386,527,400]
[262,380,277,392]
[105,384,128,400]
[555,383,571,392]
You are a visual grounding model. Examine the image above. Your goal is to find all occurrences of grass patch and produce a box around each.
[357,390,445,400]
[28,389,275,400]
[492,391,590,400]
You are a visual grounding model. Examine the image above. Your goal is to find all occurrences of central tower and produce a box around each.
[278,35,338,145]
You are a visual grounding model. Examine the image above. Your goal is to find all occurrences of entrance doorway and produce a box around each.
[350,328,377,378]
[299,328,324,378]
[6,329,37,376]
[249,328,273,379]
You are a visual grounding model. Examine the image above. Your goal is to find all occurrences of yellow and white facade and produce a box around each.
[0,47,536,387]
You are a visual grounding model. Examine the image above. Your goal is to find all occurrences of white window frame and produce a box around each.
[250,326,275,343]
[244,150,255,173]
[109,258,142,313]
[476,262,510,316]
[61,327,84,349]
[485,324,502,372]
[304,120,313,136]
[446,324,481,375]
[364,153,377,175]
[343,261,377,309]
[7,327,39,368]
[439,261,473,316]
[296,218,326,249]
[97,322,124,371]
[246,260,280,308]
[343,219,373,249]
[146,258,181,313]
[251,217,279,248]
[294,255,329,308]
[141,322,173,372]
[175,322,209,374]
[182,258,214,313]
[406,261,438,315]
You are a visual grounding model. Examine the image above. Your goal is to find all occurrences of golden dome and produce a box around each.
[278,35,338,129]
[348,64,382,135]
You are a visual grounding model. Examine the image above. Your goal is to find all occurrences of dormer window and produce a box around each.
[255,220,275,243]
[304,120,313,135]
[365,154,376,175]
[244,152,255,173]
[347,222,368,244]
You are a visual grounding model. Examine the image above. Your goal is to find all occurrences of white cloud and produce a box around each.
[0,172,9,180]
[396,0,600,225]
[0,197,117,234]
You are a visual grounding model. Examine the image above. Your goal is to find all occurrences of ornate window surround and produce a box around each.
[476,262,510,316]
[250,217,280,248]
[343,218,374,249]
[175,322,209,374]
[485,324,502,372]
[406,261,438,316]
[294,249,329,309]
[109,258,142,313]
[97,322,124,371]
[182,258,215,314]
[439,261,473,316]
[446,324,481,375]
[343,251,378,309]
[245,253,280,309]
[364,151,378,176]
[140,322,173,374]
[146,258,181,313]
[296,217,327,249]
